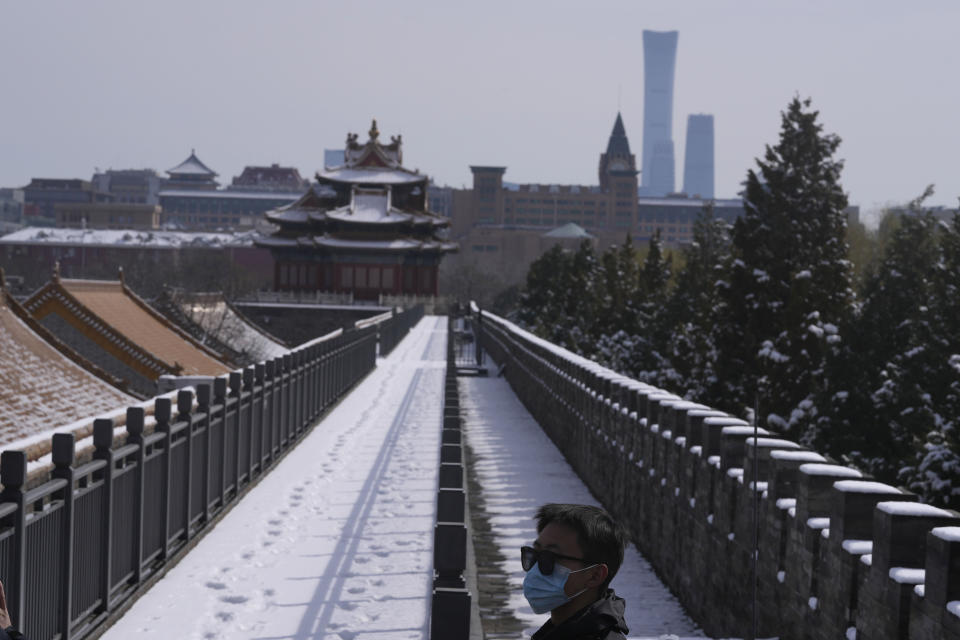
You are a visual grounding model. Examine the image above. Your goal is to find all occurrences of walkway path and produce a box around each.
[103,317,447,640]
[461,374,705,640]
[102,317,704,640]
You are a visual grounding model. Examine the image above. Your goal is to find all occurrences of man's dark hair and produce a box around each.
[535,503,628,589]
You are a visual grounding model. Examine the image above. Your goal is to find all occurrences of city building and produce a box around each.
[158,151,303,230]
[22,178,113,226]
[256,120,457,300]
[445,112,743,287]
[54,201,160,230]
[640,30,679,197]
[92,168,162,205]
[324,149,346,168]
[228,164,309,192]
[0,227,274,293]
[0,188,24,233]
[682,114,715,199]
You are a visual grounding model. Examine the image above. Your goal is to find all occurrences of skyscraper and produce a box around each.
[683,114,714,199]
[641,30,678,197]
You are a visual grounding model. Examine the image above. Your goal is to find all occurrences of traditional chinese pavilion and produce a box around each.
[255,121,457,300]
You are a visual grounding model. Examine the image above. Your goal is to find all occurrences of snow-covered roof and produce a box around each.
[158,189,301,201]
[316,167,426,186]
[167,151,218,177]
[542,223,594,239]
[311,235,457,252]
[176,295,288,362]
[0,227,259,248]
[0,290,134,445]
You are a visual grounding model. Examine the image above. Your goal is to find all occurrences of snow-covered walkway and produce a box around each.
[461,374,705,640]
[103,317,447,640]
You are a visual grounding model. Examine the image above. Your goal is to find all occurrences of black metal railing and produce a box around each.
[0,325,378,640]
[378,305,425,357]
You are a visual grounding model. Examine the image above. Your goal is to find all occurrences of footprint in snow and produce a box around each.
[338,631,358,640]
[220,595,249,604]
[338,602,359,611]
[205,581,227,590]
[215,611,234,621]
[347,586,365,594]
[354,556,370,564]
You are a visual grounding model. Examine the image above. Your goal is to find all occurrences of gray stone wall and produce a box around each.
[480,312,960,640]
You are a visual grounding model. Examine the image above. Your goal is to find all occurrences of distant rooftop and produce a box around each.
[167,150,218,177]
[542,223,594,239]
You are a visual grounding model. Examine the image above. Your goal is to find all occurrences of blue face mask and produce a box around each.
[522,561,598,614]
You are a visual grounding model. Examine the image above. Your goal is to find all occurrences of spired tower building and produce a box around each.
[641,30,679,197]
[598,113,639,229]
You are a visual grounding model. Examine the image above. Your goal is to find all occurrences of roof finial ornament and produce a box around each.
[53,261,61,283]
[118,265,125,286]
[369,119,379,142]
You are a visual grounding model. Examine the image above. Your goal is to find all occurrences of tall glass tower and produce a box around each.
[641,30,678,197]
[683,114,714,199]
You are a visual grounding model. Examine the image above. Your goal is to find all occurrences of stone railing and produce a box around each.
[476,306,960,640]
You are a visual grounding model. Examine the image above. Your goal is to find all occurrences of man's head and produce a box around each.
[534,503,628,591]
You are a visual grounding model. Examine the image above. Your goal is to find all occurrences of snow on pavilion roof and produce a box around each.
[167,150,218,177]
[0,286,134,445]
[315,167,426,186]
[310,235,457,252]
[171,291,288,363]
[316,119,426,186]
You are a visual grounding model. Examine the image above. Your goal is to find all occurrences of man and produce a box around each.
[0,581,25,639]
[521,503,629,640]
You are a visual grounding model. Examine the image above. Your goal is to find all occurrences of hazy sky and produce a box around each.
[2,1,958,218]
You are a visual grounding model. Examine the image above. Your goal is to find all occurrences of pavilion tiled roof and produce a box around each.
[0,277,134,445]
[25,275,231,378]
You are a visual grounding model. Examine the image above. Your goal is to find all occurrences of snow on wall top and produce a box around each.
[799,463,863,478]
[876,501,954,517]
[833,480,903,494]
[0,294,134,445]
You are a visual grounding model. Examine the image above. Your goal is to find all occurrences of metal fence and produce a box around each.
[0,325,377,640]
[377,305,425,357]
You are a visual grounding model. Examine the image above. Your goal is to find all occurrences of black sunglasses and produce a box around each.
[520,545,591,575]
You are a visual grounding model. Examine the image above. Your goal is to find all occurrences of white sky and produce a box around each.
[2,1,958,217]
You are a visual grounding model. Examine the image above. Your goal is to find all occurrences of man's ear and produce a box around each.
[587,564,609,588]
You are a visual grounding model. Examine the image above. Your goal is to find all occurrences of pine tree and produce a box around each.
[664,204,732,398]
[713,97,853,439]
[896,208,960,504]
